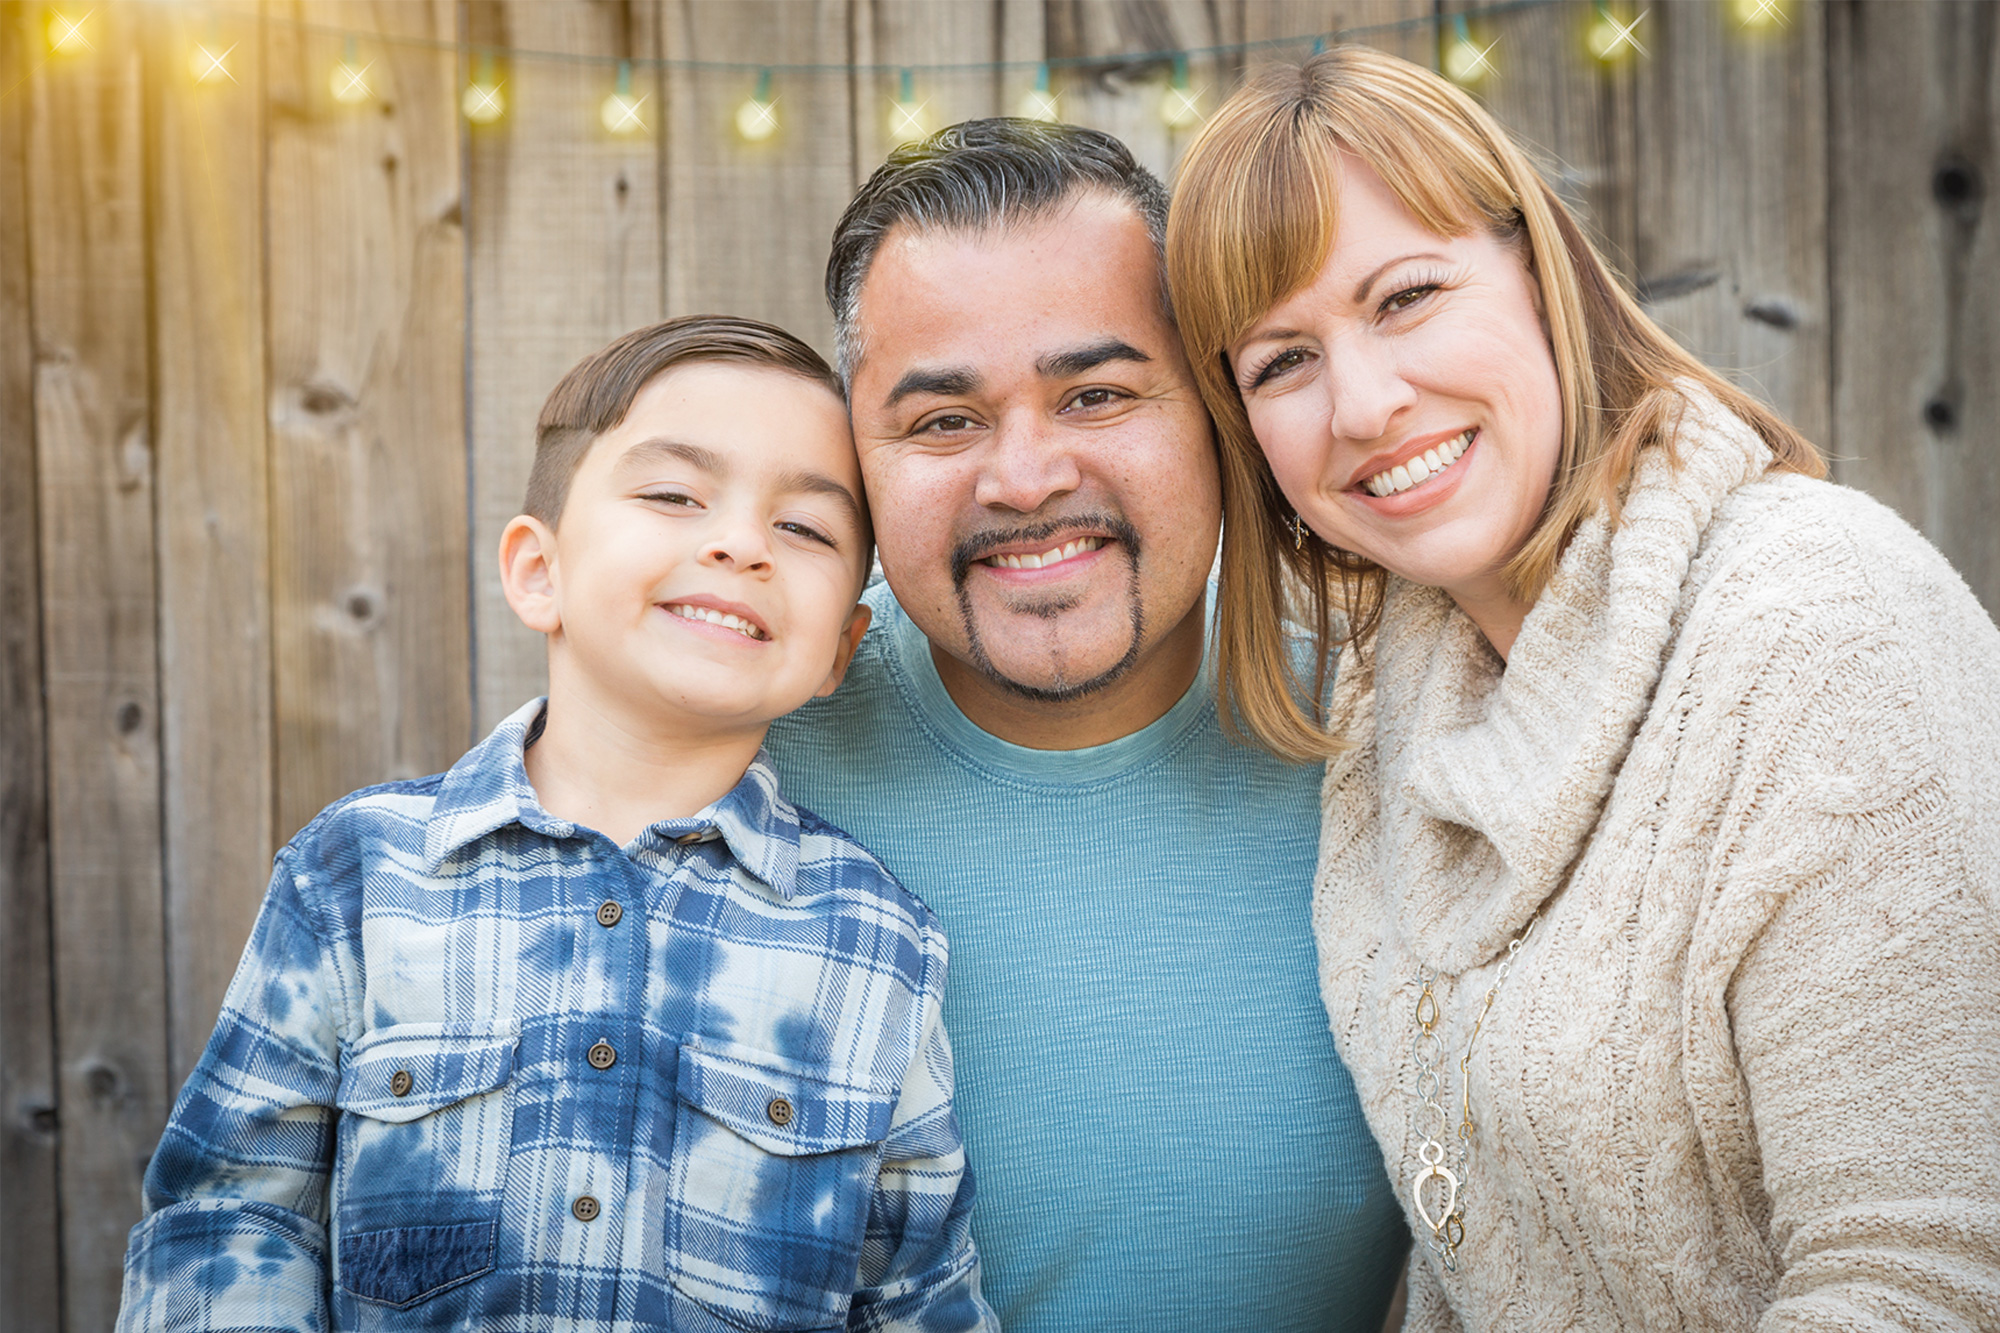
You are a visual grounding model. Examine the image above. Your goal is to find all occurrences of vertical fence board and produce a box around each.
[661,0,854,352]
[1829,0,2000,618]
[467,0,667,735]
[24,5,170,1324]
[0,5,61,1329]
[1629,3,1830,442]
[151,4,275,1087]
[267,0,470,839]
[851,0,1003,175]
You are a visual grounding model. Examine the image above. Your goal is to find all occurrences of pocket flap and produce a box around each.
[676,1040,896,1157]
[339,1021,519,1123]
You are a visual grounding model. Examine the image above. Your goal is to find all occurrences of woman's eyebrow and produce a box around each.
[1353,251,1452,303]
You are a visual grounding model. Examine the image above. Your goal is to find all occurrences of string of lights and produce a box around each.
[40,0,1795,142]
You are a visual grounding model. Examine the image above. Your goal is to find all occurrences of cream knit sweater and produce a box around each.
[1315,393,2000,1331]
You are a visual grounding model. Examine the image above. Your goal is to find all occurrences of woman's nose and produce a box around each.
[1325,338,1416,444]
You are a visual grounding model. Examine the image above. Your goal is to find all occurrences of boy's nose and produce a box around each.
[699,512,774,573]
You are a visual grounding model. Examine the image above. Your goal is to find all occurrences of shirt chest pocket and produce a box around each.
[332,1022,519,1309]
[666,1040,899,1331]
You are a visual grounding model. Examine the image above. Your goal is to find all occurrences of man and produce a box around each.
[766,120,1406,1332]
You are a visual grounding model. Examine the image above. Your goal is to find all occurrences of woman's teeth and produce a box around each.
[666,603,767,640]
[986,536,1105,570]
[1362,429,1475,498]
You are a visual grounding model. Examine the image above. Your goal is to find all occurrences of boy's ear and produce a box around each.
[813,603,873,699]
[499,514,563,635]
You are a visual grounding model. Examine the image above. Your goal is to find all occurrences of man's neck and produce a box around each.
[929,605,1207,750]
[523,676,764,848]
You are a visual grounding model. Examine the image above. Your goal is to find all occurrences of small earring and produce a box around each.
[1290,513,1307,551]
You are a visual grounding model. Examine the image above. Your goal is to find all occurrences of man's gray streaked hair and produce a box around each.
[825,117,1171,385]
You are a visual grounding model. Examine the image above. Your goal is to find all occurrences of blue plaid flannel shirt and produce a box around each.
[118,700,994,1333]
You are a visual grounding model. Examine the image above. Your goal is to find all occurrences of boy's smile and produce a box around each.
[503,362,871,744]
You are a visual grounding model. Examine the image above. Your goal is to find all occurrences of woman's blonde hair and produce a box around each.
[1167,46,1825,762]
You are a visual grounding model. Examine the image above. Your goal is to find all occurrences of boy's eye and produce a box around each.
[776,520,836,548]
[640,489,700,508]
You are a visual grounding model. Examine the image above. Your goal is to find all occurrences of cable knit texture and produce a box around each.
[1314,390,2000,1331]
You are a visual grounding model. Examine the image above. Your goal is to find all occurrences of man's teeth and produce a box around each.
[985,536,1106,570]
[1363,429,1475,498]
[666,603,767,640]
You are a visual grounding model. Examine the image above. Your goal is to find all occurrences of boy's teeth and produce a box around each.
[1364,429,1474,498]
[666,603,767,640]
[986,536,1106,570]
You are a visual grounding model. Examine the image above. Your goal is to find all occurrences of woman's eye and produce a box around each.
[1250,348,1310,389]
[1381,283,1440,314]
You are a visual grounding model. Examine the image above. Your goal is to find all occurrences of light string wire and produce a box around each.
[148,0,1567,76]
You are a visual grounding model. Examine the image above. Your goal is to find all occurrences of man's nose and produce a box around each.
[699,507,774,574]
[972,411,1084,513]
[1326,337,1416,444]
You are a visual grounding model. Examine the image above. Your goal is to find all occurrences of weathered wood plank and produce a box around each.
[1629,0,1830,443]
[849,0,1005,174]
[24,3,171,1324]
[0,6,62,1329]
[1828,0,2000,618]
[150,1,275,1086]
[267,0,471,838]
[468,0,666,734]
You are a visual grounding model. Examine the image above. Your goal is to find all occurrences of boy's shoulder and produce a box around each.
[785,797,944,941]
[283,772,450,868]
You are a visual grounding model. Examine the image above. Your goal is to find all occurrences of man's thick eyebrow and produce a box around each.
[773,468,866,531]
[615,438,726,474]
[1037,339,1151,380]
[884,366,981,408]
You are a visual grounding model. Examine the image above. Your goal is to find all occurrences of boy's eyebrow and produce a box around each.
[773,467,867,532]
[616,437,725,475]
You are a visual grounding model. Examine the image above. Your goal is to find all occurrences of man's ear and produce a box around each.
[814,603,873,698]
[499,514,562,635]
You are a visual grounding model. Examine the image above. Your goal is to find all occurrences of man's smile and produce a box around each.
[982,536,1106,571]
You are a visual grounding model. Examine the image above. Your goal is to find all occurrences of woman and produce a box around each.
[1167,47,2000,1330]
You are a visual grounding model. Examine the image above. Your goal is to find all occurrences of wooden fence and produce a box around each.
[1,0,1995,1326]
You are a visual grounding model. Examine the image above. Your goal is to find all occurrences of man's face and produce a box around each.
[847,194,1221,706]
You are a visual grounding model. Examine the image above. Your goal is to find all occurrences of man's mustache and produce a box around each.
[949,513,1144,588]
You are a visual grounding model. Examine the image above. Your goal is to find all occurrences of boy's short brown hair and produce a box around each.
[525,315,844,526]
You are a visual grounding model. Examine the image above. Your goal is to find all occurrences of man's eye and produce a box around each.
[1063,387,1121,412]
[915,413,976,436]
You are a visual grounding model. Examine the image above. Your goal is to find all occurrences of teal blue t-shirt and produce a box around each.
[765,585,1407,1332]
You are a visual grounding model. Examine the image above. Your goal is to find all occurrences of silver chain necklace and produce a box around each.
[1409,913,1538,1273]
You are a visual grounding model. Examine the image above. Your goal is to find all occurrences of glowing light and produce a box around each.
[1442,17,1497,86]
[1161,57,1203,130]
[1587,5,1648,62]
[331,37,371,104]
[1731,0,1788,30]
[47,9,92,53]
[1018,64,1059,123]
[189,42,237,85]
[890,69,929,143]
[600,62,645,134]
[736,70,778,142]
[463,54,504,125]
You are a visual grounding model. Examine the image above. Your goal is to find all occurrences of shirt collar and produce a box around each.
[423,698,802,899]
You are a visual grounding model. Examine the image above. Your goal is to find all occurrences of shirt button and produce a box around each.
[572,1195,600,1222]
[765,1096,794,1128]
[587,1041,617,1070]
[389,1070,413,1098]
[595,900,622,928]
[674,831,703,845]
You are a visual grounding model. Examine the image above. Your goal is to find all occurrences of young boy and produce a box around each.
[118,317,996,1333]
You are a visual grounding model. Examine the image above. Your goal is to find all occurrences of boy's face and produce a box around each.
[505,362,870,735]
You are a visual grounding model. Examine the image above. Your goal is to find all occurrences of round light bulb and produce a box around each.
[462,80,505,125]
[1730,0,1788,30]
[601,91,645,134]
[1018,87,1060,123]
[331,61,371,104]
[736,97,779,142]
[1587,11,1644,63]
[890,99,930,143]
[1161,86,1202,130]
[1443,36,1492,85]
[47,10,90,54]
[189,42,234,84]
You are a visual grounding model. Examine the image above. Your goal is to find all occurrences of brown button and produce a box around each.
[595,900,623,928]
[571,1194,600,1222]
[674,830,704,845]
[765,1096,794,1128]
[389,1069,413,1098]
[587,1041,617,1070]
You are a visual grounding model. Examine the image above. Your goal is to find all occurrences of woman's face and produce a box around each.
[1230,154,1564,643]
